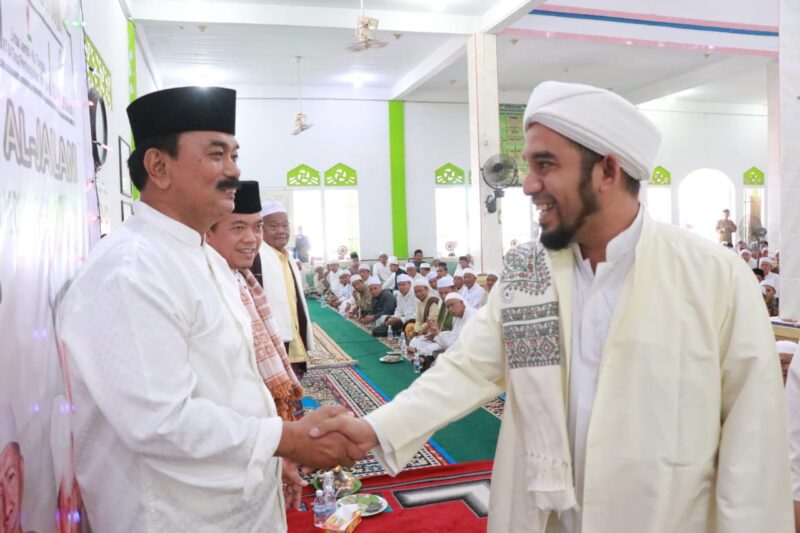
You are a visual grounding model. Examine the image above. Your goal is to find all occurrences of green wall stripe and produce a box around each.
[388,100,408,258]
[127,20,139,200]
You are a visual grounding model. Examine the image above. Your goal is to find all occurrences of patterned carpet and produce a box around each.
[307,324,357,368]
[301,366,449,478]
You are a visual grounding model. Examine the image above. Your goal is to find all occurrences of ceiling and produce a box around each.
[133,0,773,105]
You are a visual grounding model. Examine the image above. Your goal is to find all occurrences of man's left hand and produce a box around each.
[281,459,307,509]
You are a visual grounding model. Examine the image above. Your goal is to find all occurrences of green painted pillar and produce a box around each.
[127,20,139,199]
[388,100,408,259]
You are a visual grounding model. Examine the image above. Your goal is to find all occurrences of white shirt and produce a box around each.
[327,270,343,294]
[382,271,397,291]
[393,289,417,322]
[764,271,780,297]
[434,306,475,350]
[461,283,486,309]
[58,202,284,532]
[373,262,392,283]
[339,281,354,301]
[560,206,644,533]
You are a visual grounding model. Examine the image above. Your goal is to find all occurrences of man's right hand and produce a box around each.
[309,415,378,455]
[276,406,366,468]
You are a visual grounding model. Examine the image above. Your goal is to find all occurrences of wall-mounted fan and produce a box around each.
[347,0,387,52]
[445,241,456,256]
[292,56,313,135]
[481,154,518,215]
[337,245,348,259]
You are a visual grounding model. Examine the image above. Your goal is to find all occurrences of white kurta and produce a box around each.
[373,262,392,283]
[461,283,486,309]
[366,214,793,532]
[58,203,285,532]
[393,289,417,322]
[433,306,475,350]
[326,270,343,295]
[382,271,397,291]
[259,243,314,348]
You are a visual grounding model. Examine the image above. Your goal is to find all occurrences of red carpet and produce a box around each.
[288,460,493,532]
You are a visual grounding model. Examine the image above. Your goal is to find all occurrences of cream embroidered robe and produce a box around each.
[367,215,793,533]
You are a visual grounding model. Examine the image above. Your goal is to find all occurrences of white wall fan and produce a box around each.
[292,56,313,135]
[347,0,387,52]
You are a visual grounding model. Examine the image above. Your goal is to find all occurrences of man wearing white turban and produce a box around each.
[309,81,792,532]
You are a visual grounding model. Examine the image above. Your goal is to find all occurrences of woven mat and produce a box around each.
[307,324,357,368]
[301,366,449,478]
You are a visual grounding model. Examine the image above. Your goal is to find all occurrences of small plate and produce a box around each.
[380,355,404,363]
[311,475,362,497]
[337,493,388,517]
[384,350,401,356]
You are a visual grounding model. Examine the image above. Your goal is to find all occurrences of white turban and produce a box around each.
[405,263,416,270]
[777,340,798,355]
[739,249,751,257]
[396,274,412,284]
[462,267,475,276]
[358,264,371,271]
[420,263,431,269]
[261,199,286,217]
[327,258,339,265]
[759,257,775,266]
[761,279,776,290]
[426,271,438,281]
[453,268,464,278]
[412,278,430,288]
[388,256,399,265]
[378,251,388,258]
[367,276,382,287]
[338,270,351,279]
[486,270,499,278]
[523,81,662,181]
[445,292,464,302]
[438,276,455,288]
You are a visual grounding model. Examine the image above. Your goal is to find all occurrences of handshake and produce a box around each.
[275,405,379,469]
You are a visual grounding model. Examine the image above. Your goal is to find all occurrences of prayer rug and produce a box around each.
[287,460,494,532]
[307,324,357,368]
[300,366,449,478]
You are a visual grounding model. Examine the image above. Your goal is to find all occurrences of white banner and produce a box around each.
[0,0,96,531]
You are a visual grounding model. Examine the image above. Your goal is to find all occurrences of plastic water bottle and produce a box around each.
[400,334,407,358]
[413,351,421,373]
[387,326,394,341]
[322,472,337,519]
[313,489,328,527]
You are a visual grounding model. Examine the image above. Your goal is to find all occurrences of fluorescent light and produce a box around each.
[184,66,226,86]
[353,76,363,89]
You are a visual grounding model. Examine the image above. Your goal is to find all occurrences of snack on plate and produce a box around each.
[323,503,362,532]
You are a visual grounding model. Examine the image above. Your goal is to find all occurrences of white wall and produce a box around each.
[235,98,391,258]
[405,102,470,257]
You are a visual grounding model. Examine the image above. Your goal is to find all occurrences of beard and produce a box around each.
[539,167,600,251]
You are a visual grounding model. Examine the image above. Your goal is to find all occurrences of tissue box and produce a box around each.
[323,503,362,532]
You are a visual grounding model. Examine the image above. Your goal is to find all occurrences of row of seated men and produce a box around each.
[311,253,499,367]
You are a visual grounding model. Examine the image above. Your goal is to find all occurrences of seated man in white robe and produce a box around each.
[57,87,363,532]
[427,271,439,291]
[372,252,392,283]
[404,263,424,281]
[436,263,449,280]
[760,256,780,297]
[385,274,416,335]
[740,249,757,268]
[480,270,499,307]
[453,269,465,296]
[460,268,486,309]
[358,264,371,282]
[419,262,432,278]
[381,256,405,291]
[332,271,354,314]
[313,265,327,296]
[325,259,342,296]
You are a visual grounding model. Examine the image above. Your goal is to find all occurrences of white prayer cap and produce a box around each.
[426,271,438,281]
[486,270,499,278]
[261,199,287,217]
[453,268,464,278]
[388,256,399,265]
[777,340,798,355]
[761,279,776,290]
[367,276,382,286]
[445,292,464,302]
[759,256,775,266]
[358,264,371,272]
[327,258,339,265]
[462,267,475,276]
[523,81,661,181]
[396,274,412,283]
[378,251,388,257]
[739,249,751,256]
[438,276,455,288]
[405,263,416,270]
[0,404,18,445]
[412,278,429,288]
[420,263,431,269]
[338,270,351,279]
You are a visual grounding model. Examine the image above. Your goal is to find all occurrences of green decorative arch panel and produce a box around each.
[743,166,764,186]
[325,163,357,186]
[650,166,671,186]
[435,163,465,185]
[287,164,320,187]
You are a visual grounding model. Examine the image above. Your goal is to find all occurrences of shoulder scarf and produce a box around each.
[499,242,578,512]
[239,269,304,421]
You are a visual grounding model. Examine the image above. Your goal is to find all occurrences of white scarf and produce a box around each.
[499,241,578,512]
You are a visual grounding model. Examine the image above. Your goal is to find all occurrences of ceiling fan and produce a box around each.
[291,56,313,135]
[347,0,387,52]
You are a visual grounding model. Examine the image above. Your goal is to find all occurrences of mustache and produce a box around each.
[216,179,241,191]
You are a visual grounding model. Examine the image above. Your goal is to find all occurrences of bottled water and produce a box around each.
[400,334,407,358]
[413,351,421,373]
[387,326,394,341]
[321,472,337,520]
[313,489,329,527]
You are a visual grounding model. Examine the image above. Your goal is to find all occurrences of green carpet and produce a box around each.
[308,304,500,463]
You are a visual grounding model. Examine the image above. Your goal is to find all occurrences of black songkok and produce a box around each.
[233,181,262,214]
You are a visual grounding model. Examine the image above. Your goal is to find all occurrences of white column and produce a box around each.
[779,0,800,321]
[466,33,503,272]
[767,61,780,251]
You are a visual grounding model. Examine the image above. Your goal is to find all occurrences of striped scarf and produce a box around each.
[238,269,304,421]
